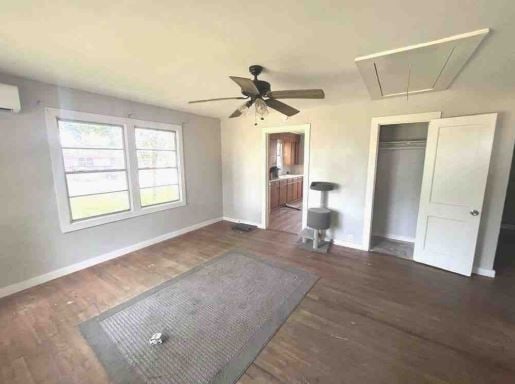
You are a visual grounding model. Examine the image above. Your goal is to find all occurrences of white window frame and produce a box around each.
[46,108,187,233]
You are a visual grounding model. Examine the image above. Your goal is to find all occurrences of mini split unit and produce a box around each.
[0,83,21,113]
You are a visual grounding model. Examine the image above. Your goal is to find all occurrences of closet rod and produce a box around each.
[379,139,426,150]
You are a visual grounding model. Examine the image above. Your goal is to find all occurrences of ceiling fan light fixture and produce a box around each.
[254,98,268,117]
[237,102,250,115]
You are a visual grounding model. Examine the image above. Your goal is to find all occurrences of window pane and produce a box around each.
[62,149,125,172]
[66,171,128,197]
[70,191,130,220]
[138,168,178,188]
[140,185,179,207]
[59,120,123,149]
[135,128,175,150]
[137,150,176,168]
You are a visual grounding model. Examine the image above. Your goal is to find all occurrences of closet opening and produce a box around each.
[370,122,429,260]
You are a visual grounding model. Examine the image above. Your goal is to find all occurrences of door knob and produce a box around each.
[470,209,480,216]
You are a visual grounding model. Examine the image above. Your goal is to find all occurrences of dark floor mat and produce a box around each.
[231,223,258,232]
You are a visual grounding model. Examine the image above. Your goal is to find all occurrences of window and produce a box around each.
[46,108,186,232]
[59,120,130,220]
[135,128,180,207]
[276,140,283,170]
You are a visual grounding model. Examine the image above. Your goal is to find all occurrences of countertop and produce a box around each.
[270,174,303,182]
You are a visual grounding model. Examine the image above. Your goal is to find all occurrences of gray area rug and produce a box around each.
[80,250,318,384]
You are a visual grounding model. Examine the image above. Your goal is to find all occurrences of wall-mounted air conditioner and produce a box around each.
[0,83,21,113]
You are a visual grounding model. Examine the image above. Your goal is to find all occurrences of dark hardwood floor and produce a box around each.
[269,205,302,234]
[1,221,515,383]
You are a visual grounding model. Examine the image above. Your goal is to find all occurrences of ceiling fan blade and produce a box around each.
[265,99,300,117]
[188,97,247,104]
[229,100,254,118]
[267,89,325,99]
[229,76,260,96]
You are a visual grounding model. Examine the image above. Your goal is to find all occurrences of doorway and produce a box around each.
[363,112,441,252]
[369,122,429,259]
[493,145,515,275]
[261,124,310,234]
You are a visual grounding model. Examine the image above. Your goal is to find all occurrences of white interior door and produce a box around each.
[413,113,497,276]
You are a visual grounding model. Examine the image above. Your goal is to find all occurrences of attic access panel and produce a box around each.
[355,29,489,99]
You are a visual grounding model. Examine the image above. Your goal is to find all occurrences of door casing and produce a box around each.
[261,124,311,230]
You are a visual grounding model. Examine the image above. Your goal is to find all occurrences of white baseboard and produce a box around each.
[372,232,415,243]
[472,267,496,278]
[222,216,265,229]
[332,238,367,251]
[0,217,223,299]
[334,238,496,278]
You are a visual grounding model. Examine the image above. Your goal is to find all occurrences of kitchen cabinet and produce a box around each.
[283,140,293,166]
[279,180,287,205]
[283,137,299,166]
[270,176,304,211]
[270,181,279,209]
[287,179,294,201]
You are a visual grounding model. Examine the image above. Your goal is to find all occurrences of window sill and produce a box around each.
[59,200,186,233]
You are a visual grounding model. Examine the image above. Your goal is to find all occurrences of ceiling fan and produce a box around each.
[188,65,325,119]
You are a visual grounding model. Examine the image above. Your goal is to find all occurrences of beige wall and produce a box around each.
[221,89,515,271]
[0,73,222,289]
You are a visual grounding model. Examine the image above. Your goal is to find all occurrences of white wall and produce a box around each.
[372,147,426,241]
[0,73,222,289]
[221,89,515,271]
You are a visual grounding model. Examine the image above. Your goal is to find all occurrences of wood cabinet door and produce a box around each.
[299,178,303,199]
[270,183,279,209]
[279,180,287,205]
[292,141,298,165]
[283,140,292,166]
[287,180,294,202]
[293,179,299,200]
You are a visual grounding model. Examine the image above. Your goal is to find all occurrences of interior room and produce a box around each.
[0,1,514,383]
[268,131,305,234]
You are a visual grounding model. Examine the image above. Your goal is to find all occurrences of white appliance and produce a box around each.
[0,83,21,113]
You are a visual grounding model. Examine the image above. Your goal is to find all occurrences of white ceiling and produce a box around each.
[0,0,513,118]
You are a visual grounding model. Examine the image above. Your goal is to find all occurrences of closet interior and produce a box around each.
[370,122,429,259]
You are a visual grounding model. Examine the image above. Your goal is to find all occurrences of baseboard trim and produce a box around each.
[372,233,415,243]
[0,217,223,299]
[472,267,496,278]
[222,216,265,229]
[332,238,367,251]
[334,238,496,278]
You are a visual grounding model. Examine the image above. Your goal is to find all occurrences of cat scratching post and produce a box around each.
[298,182,335,253]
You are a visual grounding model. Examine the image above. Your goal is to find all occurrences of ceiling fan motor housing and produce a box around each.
[242,80,270,98]
[244,65,271,98]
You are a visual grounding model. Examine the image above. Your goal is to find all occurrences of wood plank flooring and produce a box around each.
[1,221,515,383]
[269,206,302,234]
